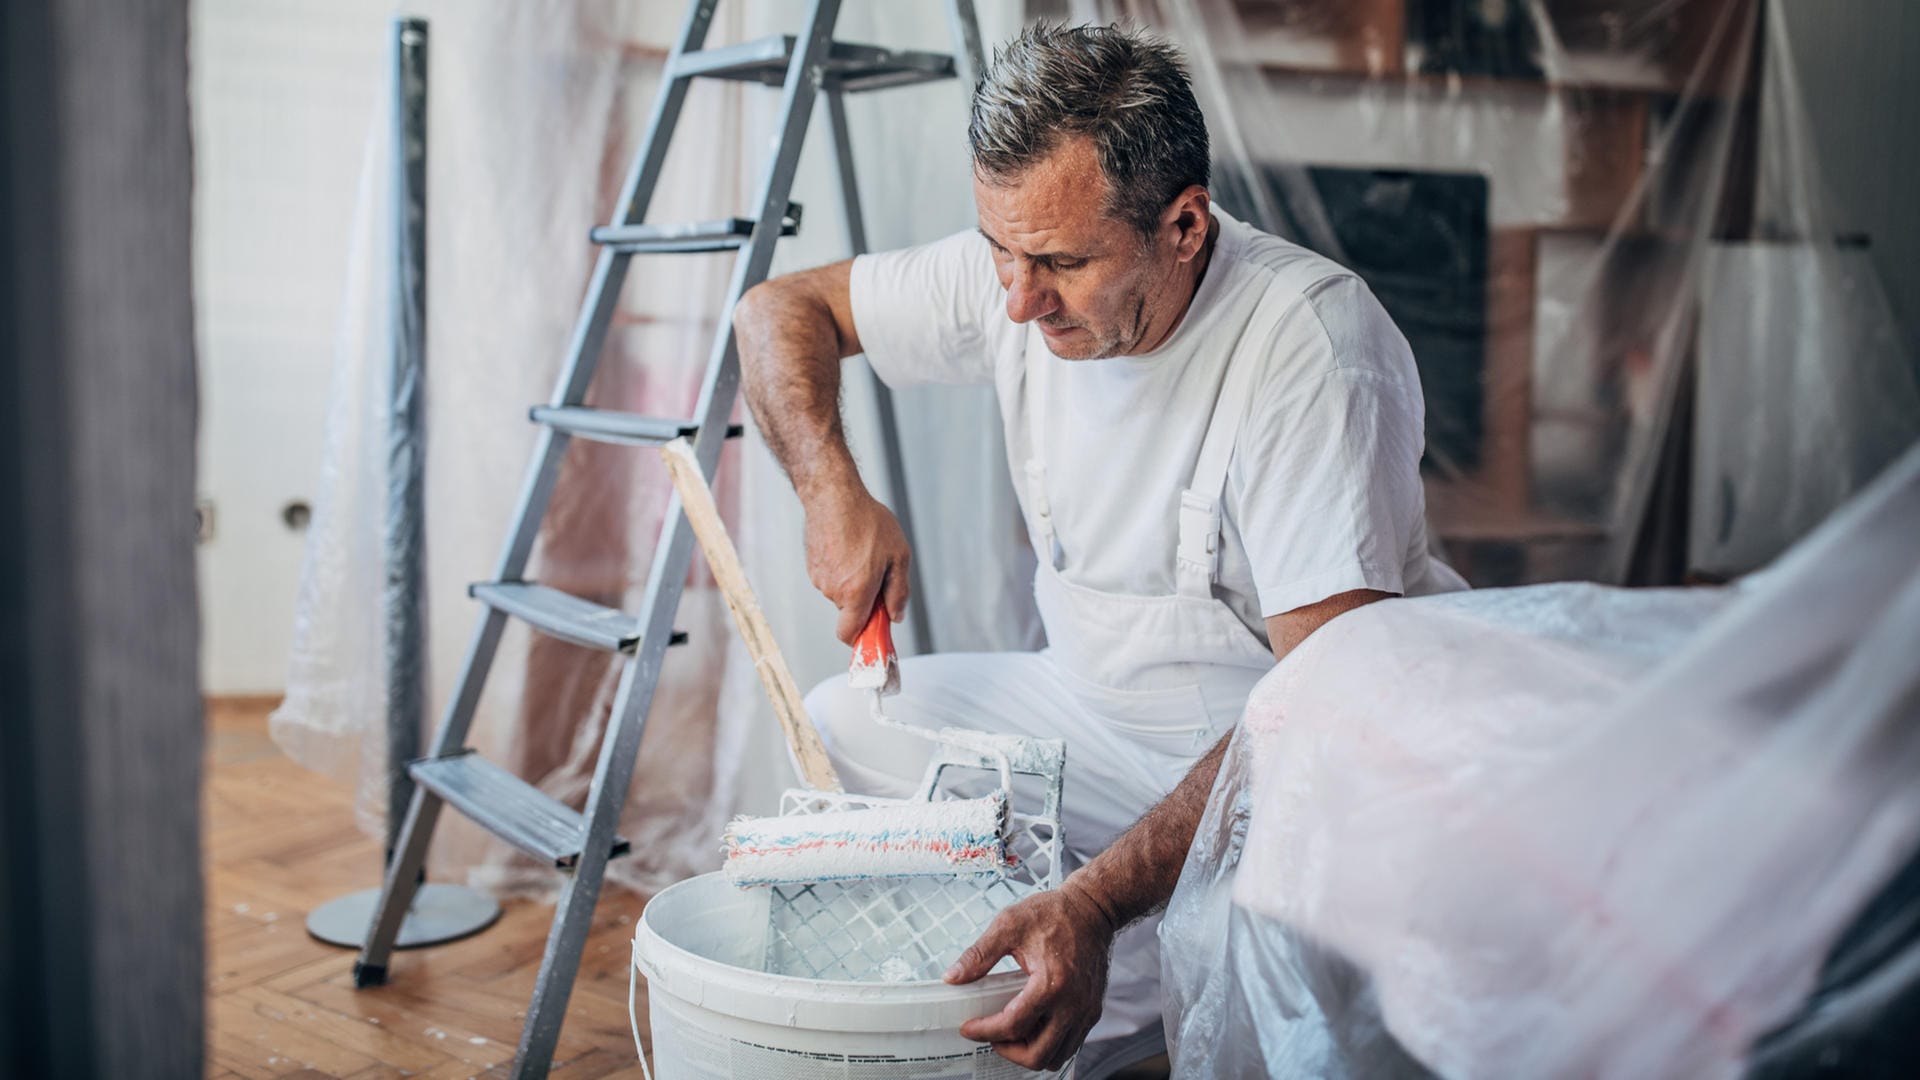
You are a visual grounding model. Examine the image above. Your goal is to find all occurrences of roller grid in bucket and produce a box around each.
[762,779,1063,983]
[632,735,1071,1077]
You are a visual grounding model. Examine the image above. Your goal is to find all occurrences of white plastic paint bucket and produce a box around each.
[633,872,1070,1078]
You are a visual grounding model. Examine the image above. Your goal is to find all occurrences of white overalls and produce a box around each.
[807,290,1289,1040]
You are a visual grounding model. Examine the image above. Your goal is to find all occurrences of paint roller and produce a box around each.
[657,439,1014,888]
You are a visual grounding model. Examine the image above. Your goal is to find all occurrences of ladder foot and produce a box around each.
[352,961,389,988]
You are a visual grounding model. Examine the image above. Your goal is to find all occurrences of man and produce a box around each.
[735,22,1465,1073]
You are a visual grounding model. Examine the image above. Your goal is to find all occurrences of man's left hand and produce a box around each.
[944,881,1118,1072]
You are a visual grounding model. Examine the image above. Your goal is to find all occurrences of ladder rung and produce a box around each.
[530,406,744,447]
[672,36,956,93]
[469,581,687,653]
[589,211,800,254]
[409,751,630,869]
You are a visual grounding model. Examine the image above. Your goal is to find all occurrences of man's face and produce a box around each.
[974,137,1180,360]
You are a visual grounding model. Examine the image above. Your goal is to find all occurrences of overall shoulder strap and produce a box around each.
[1177,277,1299,598]
[1022,329,1058,560]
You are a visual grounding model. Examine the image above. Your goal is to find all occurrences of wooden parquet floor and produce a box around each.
[204,698,651,1080]
[205,698,1171,1080]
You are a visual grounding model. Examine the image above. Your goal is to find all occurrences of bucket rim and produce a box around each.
[634,871,1029,1032]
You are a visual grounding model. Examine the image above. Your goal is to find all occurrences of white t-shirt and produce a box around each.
[848,207,1464,643]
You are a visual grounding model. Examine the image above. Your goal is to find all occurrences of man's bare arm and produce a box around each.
[735,262,911,642]
[735,262,862,502]
[947,587,1392,1072]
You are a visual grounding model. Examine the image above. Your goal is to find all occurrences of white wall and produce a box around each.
[192,0,402,694]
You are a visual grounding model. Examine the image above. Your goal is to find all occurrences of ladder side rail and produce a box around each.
[350,779,446,983]
[685,3,846,482]
[491,0,722,587]
[946,0,986,89]
[355,1,723,984]
[823,89,935,654]
[423,1,725,764]
[823,91,868,256]
[510,3,849,1074]
[538,0,723,420]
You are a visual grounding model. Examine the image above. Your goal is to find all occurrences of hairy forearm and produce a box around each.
[735,279,862,504]
[1063,731,1230,932]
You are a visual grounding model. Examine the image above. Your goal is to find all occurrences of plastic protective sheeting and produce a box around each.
[1162,440,1920,1078]
[272,0,1035,893]
[1078,0,1919,587]
[270,0,1917,920]
[275,0,756,888]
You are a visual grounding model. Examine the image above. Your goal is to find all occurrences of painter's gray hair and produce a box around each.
[969,22,1210,236]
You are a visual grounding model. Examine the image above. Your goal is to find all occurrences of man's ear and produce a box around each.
[1164,185,1211,262]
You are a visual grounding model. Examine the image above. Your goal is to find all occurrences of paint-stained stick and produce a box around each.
[660,438,843,793]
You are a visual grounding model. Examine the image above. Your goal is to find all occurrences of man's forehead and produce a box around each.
[972,136,1115,253]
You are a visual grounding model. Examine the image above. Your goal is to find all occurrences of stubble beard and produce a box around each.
[1049,288,1151,361]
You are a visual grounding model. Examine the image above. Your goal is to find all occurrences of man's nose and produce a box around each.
[1004,266,1057,324]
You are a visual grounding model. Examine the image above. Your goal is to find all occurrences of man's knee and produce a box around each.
[803,674,865,756]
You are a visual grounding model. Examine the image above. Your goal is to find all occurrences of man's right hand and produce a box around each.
[804,486,912,645]
[945,881,1120,1072]
[735,260,906,641]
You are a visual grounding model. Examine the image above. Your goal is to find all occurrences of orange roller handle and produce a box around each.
[848,595,900,695]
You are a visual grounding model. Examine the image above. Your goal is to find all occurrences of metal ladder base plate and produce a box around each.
[408,751,631,869]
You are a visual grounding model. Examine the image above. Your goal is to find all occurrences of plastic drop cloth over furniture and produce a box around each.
[271,0,1036,894]
[1081,0,1918,586]
[271,0,1916,905]
[1161,439,1920,1078]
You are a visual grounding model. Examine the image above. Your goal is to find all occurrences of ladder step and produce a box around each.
[589,209,800,254]
[530,406,744,447]
[672,36,956,93]
[409,751,631,869]
[469,581,687,654]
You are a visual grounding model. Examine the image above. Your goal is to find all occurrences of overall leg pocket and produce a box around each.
[1052,662,1216,759]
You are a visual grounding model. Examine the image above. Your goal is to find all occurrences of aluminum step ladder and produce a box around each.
[350,1,982,1075]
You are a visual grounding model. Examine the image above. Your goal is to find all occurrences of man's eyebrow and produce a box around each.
[975,227,1089,262]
